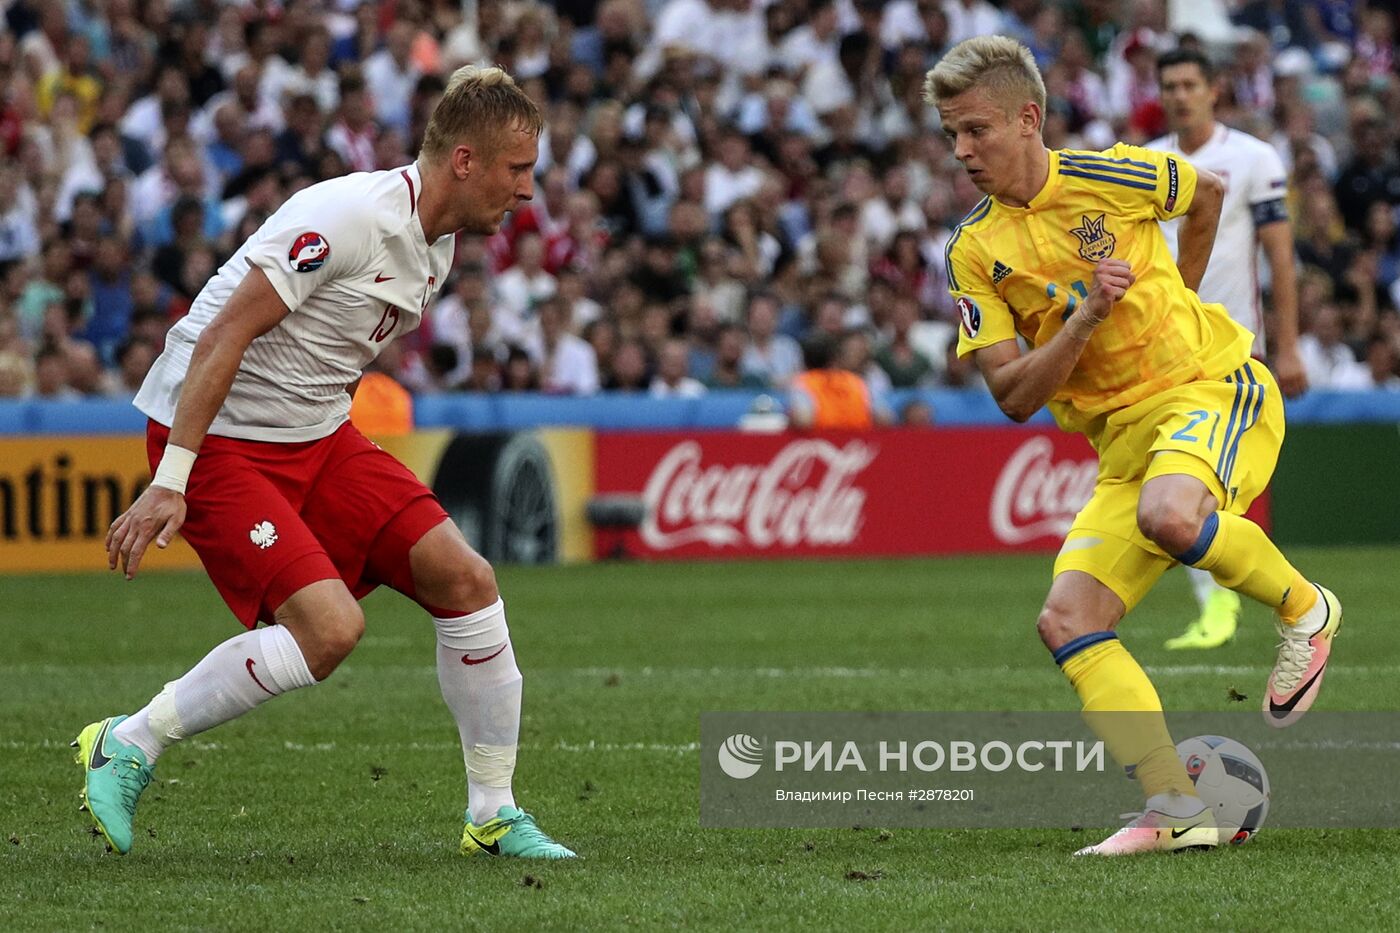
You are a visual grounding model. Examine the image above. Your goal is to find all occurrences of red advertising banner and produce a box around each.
[591,428,1269,560]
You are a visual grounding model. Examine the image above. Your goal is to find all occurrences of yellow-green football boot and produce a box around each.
[1165,589,1241,650]
[460,806,576,859]
[72,716,153,854]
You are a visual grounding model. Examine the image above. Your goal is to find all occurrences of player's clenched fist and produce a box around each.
[1084,259,1136,323]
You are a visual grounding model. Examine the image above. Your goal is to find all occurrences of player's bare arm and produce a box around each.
[1259,220,1307,397]
[1175,169,1223,292]
[975,259,1136,423]
[106,267,292,579]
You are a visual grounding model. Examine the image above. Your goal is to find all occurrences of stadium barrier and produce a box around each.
[3,388,1400,435]
[1,389,1392,572]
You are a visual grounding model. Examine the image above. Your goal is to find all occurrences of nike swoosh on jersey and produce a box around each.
[88,719,114,770]
[464,828,501,854]
[462,645,508,666]
[374,272,395,283]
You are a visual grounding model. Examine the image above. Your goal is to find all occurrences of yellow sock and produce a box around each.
[1057,634,1195,799]
[1176,511,1317,623]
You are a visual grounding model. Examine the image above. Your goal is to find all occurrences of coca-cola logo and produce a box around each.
[989,436,1098,544]
[640,439,876,550]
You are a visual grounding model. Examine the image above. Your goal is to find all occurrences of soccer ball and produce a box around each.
[1176,735,1270,844]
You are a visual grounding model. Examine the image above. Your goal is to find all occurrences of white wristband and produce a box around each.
[151,445,197,495]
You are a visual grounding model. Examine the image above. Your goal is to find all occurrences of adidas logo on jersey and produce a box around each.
[992,261,1013,284]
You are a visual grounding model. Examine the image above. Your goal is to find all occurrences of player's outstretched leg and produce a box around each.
[1164,567,1240,650]
[72,715,153,854]
[1168,510,1341,726]
[74,587,342,853]
[1042,571,1217,856]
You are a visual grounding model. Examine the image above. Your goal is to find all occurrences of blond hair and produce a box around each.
[420,65,544,161]
[923,37,1046,115]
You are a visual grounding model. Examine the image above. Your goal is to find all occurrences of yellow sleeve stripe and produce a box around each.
[943,196,993,291]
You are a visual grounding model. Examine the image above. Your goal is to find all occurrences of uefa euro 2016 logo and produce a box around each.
[288,231,330,273]
[1069,213,1116,262]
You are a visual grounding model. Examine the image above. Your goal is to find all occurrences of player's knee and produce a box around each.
[1136,500,1202,556]
[305,602,364,679]
[444,551,499,613]
[1036,603,1079,652]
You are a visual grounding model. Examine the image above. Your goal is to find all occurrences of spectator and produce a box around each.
[742,291,803,388]
[838,328,893,398]
[0,349,30,397]
[557,265,604,332]
[650,338,706,398]
[366,23,422,134]
[1299,304,1369,388]
[84,236,133,359]
[2,0,1397,406]
[604,338,650,392]
[282,27,340,115]
[527,297,600,395]
[349,343,415,436]
[36,35,102,133]
[860,164,926,254]
[706,323,768,389]
[464,347,503,393]
[1333,114,1400,233]
[1357,335,1400,389]
[33,343,79,400]
[0,159,40,262]
[630,235,690,305]
[788,334,887,430]
[325,73,377,174]
[493,231,558,343]
[876,295,936,388]
[276,92,327,173]
[110,336,156,397]
[502,344,540,392]
[703,129,764,220]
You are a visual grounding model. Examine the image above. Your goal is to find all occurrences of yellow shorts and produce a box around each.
[1053,360,1285,612]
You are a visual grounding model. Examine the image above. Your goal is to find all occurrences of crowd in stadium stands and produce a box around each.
[2,0,1399,420]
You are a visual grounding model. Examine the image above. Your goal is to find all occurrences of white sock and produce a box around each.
[113,625,317,764]
[1287,583,1330,637]
[1187,565,1218,610]
[1146,791,1205,816]
[434,599,522,824]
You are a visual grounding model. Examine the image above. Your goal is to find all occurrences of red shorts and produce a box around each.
[147,420,450,627]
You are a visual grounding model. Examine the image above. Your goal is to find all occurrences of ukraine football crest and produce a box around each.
[1069,213,1115,262]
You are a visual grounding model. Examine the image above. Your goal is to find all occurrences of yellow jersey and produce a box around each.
[949,143,1253,437]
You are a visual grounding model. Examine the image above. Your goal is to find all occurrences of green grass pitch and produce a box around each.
[4,548,1398,930]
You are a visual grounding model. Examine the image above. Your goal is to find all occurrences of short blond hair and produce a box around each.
[420,65,544,161]
[923,37,1046,115]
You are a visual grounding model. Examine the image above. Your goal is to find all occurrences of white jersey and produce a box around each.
[1150,124,1289,356]
[136,162,455,442]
